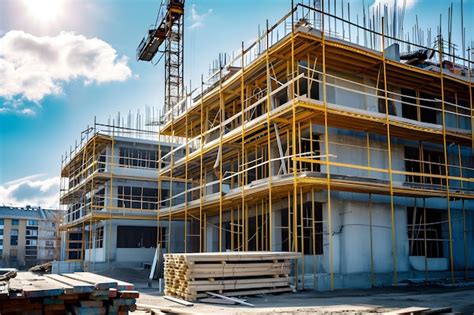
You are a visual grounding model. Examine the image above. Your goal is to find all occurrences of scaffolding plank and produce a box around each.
[61,273,117,290]
[74,272,134,290]
[45,274,94,293]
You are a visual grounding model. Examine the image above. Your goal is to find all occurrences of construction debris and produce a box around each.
[164,251,300,301]
[199,297,238,305]
[0,271,139,315]
[136,303,175,314]
[164,295,194,306]
[28,261,53,274]
[206,291,255,307]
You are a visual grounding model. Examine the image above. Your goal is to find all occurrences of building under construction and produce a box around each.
[59,2,473,290]
[59,117,192,270]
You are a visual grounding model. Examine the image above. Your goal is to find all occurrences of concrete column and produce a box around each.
[272,208,282,251]
[206,221,218,252]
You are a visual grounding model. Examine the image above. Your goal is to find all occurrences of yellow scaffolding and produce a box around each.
[60,3,473,288]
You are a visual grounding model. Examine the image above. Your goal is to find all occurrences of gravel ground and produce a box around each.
[98,267,474,314]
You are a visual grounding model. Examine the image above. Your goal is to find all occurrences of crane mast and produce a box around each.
[137,0,185,118]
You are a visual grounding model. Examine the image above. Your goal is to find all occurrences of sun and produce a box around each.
[23,0,63,22]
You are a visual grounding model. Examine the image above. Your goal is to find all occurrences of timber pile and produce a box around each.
[0,271,138,315]
[164,251,300,301]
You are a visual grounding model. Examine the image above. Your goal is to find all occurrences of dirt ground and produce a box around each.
[99,268,474,314]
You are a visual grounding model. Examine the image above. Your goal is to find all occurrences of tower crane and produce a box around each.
[137,0,185,118]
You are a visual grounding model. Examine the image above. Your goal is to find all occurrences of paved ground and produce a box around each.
[99,268,474,314]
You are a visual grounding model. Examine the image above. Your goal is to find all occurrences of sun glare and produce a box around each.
[23,0,63,22]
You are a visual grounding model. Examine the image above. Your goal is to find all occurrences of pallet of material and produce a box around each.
[164,251,300,301]
[0,271,139,315]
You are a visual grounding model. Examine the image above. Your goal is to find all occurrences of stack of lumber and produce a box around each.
[0,271,139,315]
[164,251,300,301]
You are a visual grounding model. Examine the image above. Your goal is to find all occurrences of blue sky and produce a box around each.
[0,0,472,207]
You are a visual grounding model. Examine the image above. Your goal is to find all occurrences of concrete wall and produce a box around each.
[82,219,186,266]
[115,248,156,263]
[52,260,82,274]
[202,189,474,290]
[322,192,409,275]
[84,247,105,262]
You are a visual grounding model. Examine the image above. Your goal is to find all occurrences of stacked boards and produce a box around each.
[164,251,300,301]
[0,271,139,315]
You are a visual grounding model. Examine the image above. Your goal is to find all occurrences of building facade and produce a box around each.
[59,122,191,270]
[59,4,473,290]
[0,206,61,269]
[151,4,473,290]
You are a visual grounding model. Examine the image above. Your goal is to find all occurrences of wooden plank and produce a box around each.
[44,304,66,311]
[112,298,137,307]
[209,286,293,297]
[165,251,300,262]
[164,252,298,302]
[186,281,290,292]
[109,288,118,298]
[118,290,140,299]
[182,269,291,278]
[206,291,254,307]
[199,297,237,305]
[72,305,106,315]
[45,274,95,293]
[10,273,64,298]
[164,295,194,306]
[74,272,134,290]
[187,277,290,285]
[189,273,290,279]
[90,289,111,297]
[149,244,161,287]
[79,300,104,307]
[41,277,75,295]
[61,273,117,290]
[173,278,291,287]
[1,272,138,314]
[186,262,291,269]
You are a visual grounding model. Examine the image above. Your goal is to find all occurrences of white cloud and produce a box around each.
[0,174,60,208]
[20,108,36,116]
[190,4,213,29]
[0,30,132,109]
[370,0,417,10]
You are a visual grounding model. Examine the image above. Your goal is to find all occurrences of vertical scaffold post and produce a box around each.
[218,56,224,253]
[240,41,246,254]
[437,33,455,284]
[290,0,299,291]
[184,87,189,253]
[156,121,162,256]
[199,74,205,253]
[265,19,273,251]
[321,0,335,290]
[381,17,398,285]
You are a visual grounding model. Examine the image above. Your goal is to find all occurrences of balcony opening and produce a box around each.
[420,93,439,124]
[119,147,158,169]
[299,132,320,172]
[407,207,445,258]
[404,146,446,187]
[281,201,323,254]
[117,226,166,249]
[377,92,397,116]
[401,88,418,121]
[298,78,320,100]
